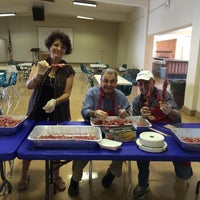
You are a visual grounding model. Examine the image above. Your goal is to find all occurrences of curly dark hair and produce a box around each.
[45,30,72,55]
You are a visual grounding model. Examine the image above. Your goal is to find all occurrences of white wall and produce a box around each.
[148,0,200,117]
[0,39,8,62]
[148,0,194,35]
[0,16,118,67]
[117,7,148,70]
[117,0,200,116]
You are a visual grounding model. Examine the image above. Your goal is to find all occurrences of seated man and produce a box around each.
[68,68,131,197]
[132,70,193,200]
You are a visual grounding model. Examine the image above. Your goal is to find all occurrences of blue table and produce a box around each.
[17,122,200,200]
[0,119,35,194]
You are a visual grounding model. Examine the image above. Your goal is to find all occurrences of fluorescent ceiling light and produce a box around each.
[73,0,97,7]
[0,13,16,17]
[77,15,94,20]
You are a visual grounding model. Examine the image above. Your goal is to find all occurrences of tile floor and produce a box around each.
[1,68,200,200]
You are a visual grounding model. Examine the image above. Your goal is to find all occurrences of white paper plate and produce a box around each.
[136,138,167,153]
[98,138,122,151]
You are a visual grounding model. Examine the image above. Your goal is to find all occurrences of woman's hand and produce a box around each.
[43,99,57,113]
[94,110,108,121]
[37,60,50,75]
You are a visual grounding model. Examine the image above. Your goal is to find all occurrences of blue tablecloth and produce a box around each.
[17,122,200,162]
[0,119,35,161]
[16,121,200,200]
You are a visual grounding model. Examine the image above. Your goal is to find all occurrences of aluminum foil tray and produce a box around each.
[28,125,102,148]
[132,116,152,134]
[170,127,200,151]
[0,115,27,136]
[90,116,135,127]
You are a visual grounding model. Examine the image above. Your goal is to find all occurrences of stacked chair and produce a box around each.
[79,64,94,81]
[0,72,19,114]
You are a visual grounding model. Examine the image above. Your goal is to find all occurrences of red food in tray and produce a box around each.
[91,117,132,126]
[181,137,200,143]
[28,125,102,149]
[0,116,23,127]
[38,134,98,140]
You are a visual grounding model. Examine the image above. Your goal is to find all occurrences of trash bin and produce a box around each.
[160,66,166,79]
[170,80,186,108]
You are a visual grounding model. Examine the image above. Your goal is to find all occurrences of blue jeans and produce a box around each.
[137,161,193,188]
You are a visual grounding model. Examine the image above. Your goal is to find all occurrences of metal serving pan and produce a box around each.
[91,116,151,128]
[28,125,102,149]
[132,116,152,134]
[90,116,136,127]
[0,115,27,136]
[170,127,200,151]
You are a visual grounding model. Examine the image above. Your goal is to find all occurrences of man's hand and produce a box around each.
[159,102,172,115]
[43,99,56,113]
[37,60,50,75]
[140,106,151,119]
[94,110,108,120]
[119,109,127,119]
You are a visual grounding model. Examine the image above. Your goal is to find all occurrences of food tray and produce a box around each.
[132,116,152,134]
[101,125,136,142]
[90,116,135,127]
[28,125,102,149]
[170,127,200,151]
[0,115,27,136]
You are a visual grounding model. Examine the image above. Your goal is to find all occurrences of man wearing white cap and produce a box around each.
[132,70,193,199]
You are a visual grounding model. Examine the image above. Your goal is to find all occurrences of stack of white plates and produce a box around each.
[136,131,167,153]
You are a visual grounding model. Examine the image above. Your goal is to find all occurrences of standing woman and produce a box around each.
[17,30,75,192]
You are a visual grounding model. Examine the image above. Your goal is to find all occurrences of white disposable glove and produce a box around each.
[37,60,50,75]
[140,106,151,119]
[94,110,108,121]
[43,99,57,113]
[160,102,172,115]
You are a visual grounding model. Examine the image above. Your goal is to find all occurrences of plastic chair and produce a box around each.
[16,64,31,80]
[80,64,93,81]
[105,64,110,69]
[88,75,94,87]
[86,75,95,90]
[0,72,19,114]
[117,84,133,96]
[126,69,140,85]
[8,72,20,99]
[79,64,87,80]
[122,64,127,69]
[84,65,94,76]
[117,73,133,96]
[15,65,24,80]
[0,72,11,102]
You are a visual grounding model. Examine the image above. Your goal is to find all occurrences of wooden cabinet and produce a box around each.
[155,39,177,58]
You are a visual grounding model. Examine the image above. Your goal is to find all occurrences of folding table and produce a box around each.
[0,119,35,194]
[17,122,200,200]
